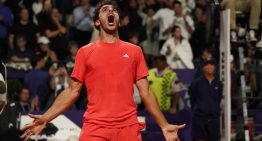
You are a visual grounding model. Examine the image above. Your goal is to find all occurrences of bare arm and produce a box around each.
[8,34,14,49]
[136,78,185,141]
[136,78,168,129]
[45,29,61,38]
[10,56,29,62]
[42,78,82,122]
[21,78,82,140]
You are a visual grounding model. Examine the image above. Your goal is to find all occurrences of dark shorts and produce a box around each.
[192,115,220,141]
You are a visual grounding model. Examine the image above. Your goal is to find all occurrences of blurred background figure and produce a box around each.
[8,7,40,51]
[44,7,68,60]
[148,55,180,114]
[0,63,21,141]
[138,5,159,68]
[9,35,32,62]
[160,26,194,69]
[37,36,58,62]
[16,87,31,112]
[0,1,12,60]
[163,1,195,40]
[46,63,70,109]
[70,0,95,46]
[24,53,50,111]
[222,0,261,42]
[189,58,222,141]
[151,0,174,49]
[65,41,79,73]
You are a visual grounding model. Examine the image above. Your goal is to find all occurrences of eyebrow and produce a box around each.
[100,5,116,11]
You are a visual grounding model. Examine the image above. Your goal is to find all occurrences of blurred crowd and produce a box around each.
[0,0,261,114]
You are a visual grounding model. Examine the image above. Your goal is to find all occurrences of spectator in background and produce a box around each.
[36,0,53,33]
[9,7,40,50]
[9,35,32,62]
[24,53,50,111]
[32,0,43,23]
[190,5,208,61]
[46,63,70,109]
[163,1,195,40]
[160,26,194,69]
[4,0,34,17]
[71,0,95,46]
[44,8,68,60]
[0,70,21,141]
[16,87,31,112]
[230,55,238,111]
[65,41,79,73]
[179,0,196,14]
[151,0,174,49]
[37,36,58,62]
[128,32,139,45]
[189,58,222,141]
[138,5,159,67]
[119,0,147,43]
[193,47,219,79]
[222,0,261,42]
[118,12,130,42]
[195,0,208,6]
[0,2,12,60]
[54,0,74,18]
[65,41,79,63]
[31,0,43,31]
[148,55,180,114]
[125,0,143,32]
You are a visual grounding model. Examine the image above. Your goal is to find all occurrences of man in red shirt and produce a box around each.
[21,1,185,141]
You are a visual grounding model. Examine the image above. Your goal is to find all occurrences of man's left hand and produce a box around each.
[162,124,186,141]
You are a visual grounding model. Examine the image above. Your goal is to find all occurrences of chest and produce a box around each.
[197,81,221,96]
[87,46,135,73]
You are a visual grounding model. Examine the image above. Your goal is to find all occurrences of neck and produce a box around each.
[99,29,119,43]
[204,73,215,83]
[20,20,28,25]
[157,68,163,73]
[157,66,167,74]
[20,101,28,105]
[19,46,26,51]
[35,65,42,69]
[175,13,182,17]
[174,37,180,44]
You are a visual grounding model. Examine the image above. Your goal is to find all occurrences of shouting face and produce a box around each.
[95,4,120,33]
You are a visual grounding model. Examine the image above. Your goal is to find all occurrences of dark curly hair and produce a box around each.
[93,0,120,30]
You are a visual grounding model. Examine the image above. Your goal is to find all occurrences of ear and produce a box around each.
[95,20,100,28]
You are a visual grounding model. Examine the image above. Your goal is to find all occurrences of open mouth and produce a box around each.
[108,15,115,25]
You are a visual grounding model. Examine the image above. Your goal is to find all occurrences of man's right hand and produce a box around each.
[21,114,47,141]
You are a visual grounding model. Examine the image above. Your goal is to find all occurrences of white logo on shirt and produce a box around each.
[8,123,14,128]
[123,54,129,58]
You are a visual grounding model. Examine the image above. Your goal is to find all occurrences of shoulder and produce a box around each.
[149,68,156,73]
[191,77,204,85]
[181,39,190,45]
[79,41,97,54]
[164,38,173,45]
[214,77,223,85]
[6,102,18,110]
[120,40,142,51]
[90,7,95,13]
[73,6,82,12]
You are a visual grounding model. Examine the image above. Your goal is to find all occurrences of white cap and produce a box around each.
[38,36,50,44]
